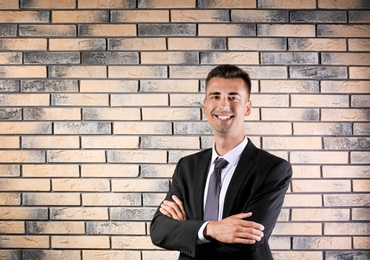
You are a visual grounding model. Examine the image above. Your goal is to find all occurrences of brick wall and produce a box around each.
[0,0,369,259]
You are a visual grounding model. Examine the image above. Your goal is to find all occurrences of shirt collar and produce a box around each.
[211,137,248,167]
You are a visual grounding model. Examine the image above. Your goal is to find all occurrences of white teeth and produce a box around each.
[218,116,231,120]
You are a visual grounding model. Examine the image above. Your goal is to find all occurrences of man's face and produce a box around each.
[204,77,252,138]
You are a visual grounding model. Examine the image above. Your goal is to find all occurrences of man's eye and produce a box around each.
[229,96,238,101]
[210,96,219,100]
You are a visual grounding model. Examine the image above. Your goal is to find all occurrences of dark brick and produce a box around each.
[174,122,212,134]
[261,52,318,65]
[24,52,80,64]
[290,66,347,79]
[349,11,370,23]
[138,24,196,36]
[23,108,46,120]
[26,222,42,234]
[0,80,19,92]
[303,109,320,121]
[21,80,78,92]
[19,25,76,37]
[0,25,17,37]
[22,251,46,260]
[0,108,22,120]
[324,137,370,150]
[291,11,346,23]
[110,208,157,221]
[232,10,288,22]
[0,250,21,260]
[82,52,139,65]
[326,251,370,260]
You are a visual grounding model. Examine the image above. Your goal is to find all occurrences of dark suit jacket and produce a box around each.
[150,139,292,260]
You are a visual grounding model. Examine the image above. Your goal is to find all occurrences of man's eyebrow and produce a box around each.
[228,92,241,96]
[208,91,221,96]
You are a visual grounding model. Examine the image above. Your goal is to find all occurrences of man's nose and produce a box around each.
[218,96,231,110]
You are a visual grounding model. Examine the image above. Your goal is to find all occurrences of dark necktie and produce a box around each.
[204,157,229,221]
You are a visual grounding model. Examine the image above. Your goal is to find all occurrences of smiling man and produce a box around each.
[150,65,292,260]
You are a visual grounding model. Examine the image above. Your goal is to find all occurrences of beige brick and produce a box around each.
[352,208,370,220]
[322,109,369,121]
[141,51,198,64]
[351,151,370,164]
[0,39,47,50]
[22,136,79,149]
[170,93,203,107]
[142,107,200,121]
[83,250,141,260]
[143,193,165,206]
[352,95,370,107]
[109,66,167,78]
[143,251,180,260]
[0,52,22,64]
[0,236,49,248]
[49,39,106,51]
[318,25,370,37]
[81,164,139,178]
[349,39,370,51]
[27,221,84,234]
[354,123,370,135]
[353,180,370,192]
[83,193,141,206]
[112,10,168,22]
[112,236,156,249]
[141,164,175,178]
[0,193,20,205]
[114,122,171,135]
[109,38,166,51]
[201,52,259,65]
[350,66,370,79]
[283,194,322,207]
[321,80,370,93]
[24,108,81,120]
[23,165,79,178]
[268,151,288,161]
[172,10,228,22]
[354,236,370,249]
[142,79,198,92]
[0,66,46,78]
[259,0,315,8]
[0,222,24,234]
[229,38,285,51]
[273,223,322,235]
[168,38,226,50]
[293,122,351,135]
[272,251,323,260]
[50,66,106,78]
[0,0,18,9]
[292,179,350,192]
[78,0,134,8]
[199,24,254,37]
[0,94,49,106]
[53,179,110,192]
[293,237,351,250]
[258,24,315,37]
[262,108,319,121]
[198,0,255,8]
[0,207,47,220]
[291,94,349,107]
[288,38,346,51]
[268,237,290,250]
[108,150,167,163]
[325,194,370,207]
[0,151,45,163]
[82,136,139,149]
[83,108,140,120]
[80,80,138,92]
[53,11,108,23]
[141,136,199,149]
[52,236,109,249]
[292,209,349,221]
[0,179,49,191]
[260,80,318,93]
[111,93,168,106]
[244,122,291,135]
[22,0,75,8]
[323,165,370,178]
[292,165,321,178]
[0,11,48,23]
[86,221,145,235]
[323,53,370,66]
[52,94,108,106]
[0,165,20,177]
[263,137,321,150]
[51,207,108,220]
[319,0,369,9]
[0,136,19,148]
[47,150,105,163]
[79,24,135,37]
[23,193,81,206]
[112,179,169,192]
[325,223,369,235]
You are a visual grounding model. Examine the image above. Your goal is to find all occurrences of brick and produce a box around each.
[24,52,79,64]
[83,108,140,120]
[291,11,346,23]
[292,209,349,221]
[232,10,287,22]
[49,66,106,78]
[283,194,322,207]
[111,93,168,106]
[22,250,81,260]
[290,151,348,164]
[143,251,180,260]
[0,179,49,191]
[51,207,108,220]
[262,108,319,121]
[142,107,200,120]
[0,94,49,106]
[293,123,352,136]
[172,10,228,22]
[52,179,110,192]
[241,66,288,79]
[272,251,323,260]
[0,0,18,9]
[349,39,370,51]
[199,24,255,37]
[82,52,138,65]
[143,193,165,206]
[229,37,286,51]
[112,236,156,249]
[0,11,49,23]
[141,165,175,178]
[324,137,370,150]
[114,122,172,135]
[0,24,17,37]
[21,0,75,8]
[326,251,370,260]
[0,108,21,120]
[141,80,198,92]
[353,180,370,192]
[258,24,315,37]
[0,165,20,177]
[292,94,349,107]
[323,165,370,178]
[80,80,138,92]
[0,80,19,92]
[81,164,138,177]
[0,236,49,248]
[83,193,141,207]
[142,51,198,64]
[0,122,51,134]
[201,52,259,65]
[54,122,111,134]
[263,137,321,150]
[53,11,108,23]
[293,237,351,250]
[267,237,290,250]
[318,25,370,37]
[353,208,370,220]
[0,222,24,234]
[110,208,156,221]
[22,80,78,92]
[354,123,370,135]
[352,95,370,107]
[112,10,169,22]
[109,38,166,51]
[86,221,145,235]
[322,53,370,66]
[290,66,347,79]
[350,67,370,79]
[318,0,370,9]
[79,24,136,37]
[83,251,141,260]
[0,207,48,220]
[288,38,346,51]
[273,223,322,235]
[321,81,370,93]
[23,165,79,178]
[352,151,370,164]
[24,108,81,120]
[198,0,255,8]
[173,122,216,135]
[0,193,20,205]
[112,179,168,192]
[49,39,106,51]
[292,165,321,178]
[353,237,370,249]
[20,25,76,37]
[47,150,106,163]
[322,109,369,121]
[138,0,194,8]
[259,0,315,8]
[260,80,319,93]
[138,24,196,36]
[0,39,47,50]
[141,136,199,149]
[82,136,139,149]
[0,151,45,163]
[107,150,167,163]
[0,52,22,64]
[0,251,21,260]
[170,93,203,107]
[292,179,350,192]
[52,236,109,249]
[78,0,135,8]
[27,221,84,234]
[262,52,318,65]
[22,136,79,149]
[23,193,80,206]
[324,194,370,207]
[325,223,369,235]
[52,93,108,106]
[0,66,46,78]
[169,150,199,163]
[109,66,167,78]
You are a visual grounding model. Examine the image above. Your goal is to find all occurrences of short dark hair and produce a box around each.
[205,64,251,95]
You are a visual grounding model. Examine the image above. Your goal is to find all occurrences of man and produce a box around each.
[150,64,292,260]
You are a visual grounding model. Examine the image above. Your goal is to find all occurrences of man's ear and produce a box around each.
[245,100,252,116]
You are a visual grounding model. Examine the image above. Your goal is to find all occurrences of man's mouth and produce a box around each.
[214,114,234,120]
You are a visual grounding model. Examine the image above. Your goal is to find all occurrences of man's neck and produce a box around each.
[214,134,245,156]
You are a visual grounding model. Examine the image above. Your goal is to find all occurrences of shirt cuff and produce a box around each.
[197,221,211,244]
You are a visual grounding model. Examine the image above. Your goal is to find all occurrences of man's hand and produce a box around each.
[204,212,264,244]
[160,195,187,221]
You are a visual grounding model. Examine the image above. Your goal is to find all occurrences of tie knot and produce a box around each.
[214,158,228,170]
